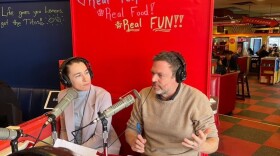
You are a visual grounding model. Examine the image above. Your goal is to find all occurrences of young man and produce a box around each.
[125,51,219,156]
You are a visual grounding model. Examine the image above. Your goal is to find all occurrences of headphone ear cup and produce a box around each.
[173,52,187,83]
[176,67,183,83]
[59,71,72,87]
[59,57,75,88]
[175,61,187,83]
[63,74,72,87]
[180,68,187,82]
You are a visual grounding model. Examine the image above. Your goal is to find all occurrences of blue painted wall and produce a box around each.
[0,0,72,89]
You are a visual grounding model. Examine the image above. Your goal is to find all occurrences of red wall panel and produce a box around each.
[70,0,214,99]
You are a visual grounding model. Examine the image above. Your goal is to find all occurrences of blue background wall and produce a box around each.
[0,0,72,89]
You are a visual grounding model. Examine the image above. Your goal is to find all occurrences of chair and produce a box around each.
[211,72,238,115]
[0,82,22,126]
[0,103,22,127]
[236,57,250,100]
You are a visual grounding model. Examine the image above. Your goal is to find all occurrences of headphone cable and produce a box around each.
[24,133,52,146]
[31,125,46,148]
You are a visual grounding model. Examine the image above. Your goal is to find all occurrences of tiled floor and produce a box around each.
[234,76,280,126]
[211,75,280,156]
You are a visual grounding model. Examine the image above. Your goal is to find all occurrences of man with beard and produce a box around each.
[125,51,219,156]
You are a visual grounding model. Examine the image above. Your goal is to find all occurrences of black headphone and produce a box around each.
[172,52,187,83]
[59,57,93,87]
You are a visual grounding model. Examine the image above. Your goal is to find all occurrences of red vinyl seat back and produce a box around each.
[237,57,249,74]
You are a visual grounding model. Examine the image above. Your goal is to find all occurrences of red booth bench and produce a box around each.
[211,72,239,115]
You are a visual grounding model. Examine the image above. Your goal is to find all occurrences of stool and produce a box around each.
[236,73,250,100]
[236,57,250,100]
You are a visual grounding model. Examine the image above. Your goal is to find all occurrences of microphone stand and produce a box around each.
[98,112,108,156]
[10,129,22,153]
[45,114,58,144]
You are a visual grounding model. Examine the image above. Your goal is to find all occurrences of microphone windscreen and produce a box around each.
[0,128,18,140]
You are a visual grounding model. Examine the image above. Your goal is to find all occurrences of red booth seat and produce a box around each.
[0,115,58,155]
[211,72,239,115]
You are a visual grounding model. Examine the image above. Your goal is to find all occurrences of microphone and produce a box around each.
[94,93,136,122]
[119,89,141,100]
[44,88,78,126]
[0,128,22,140]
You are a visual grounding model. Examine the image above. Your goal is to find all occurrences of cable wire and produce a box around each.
[31,125,45,148]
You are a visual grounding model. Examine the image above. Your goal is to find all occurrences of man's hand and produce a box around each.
[130,134,146,153]
[182,128,211,152]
